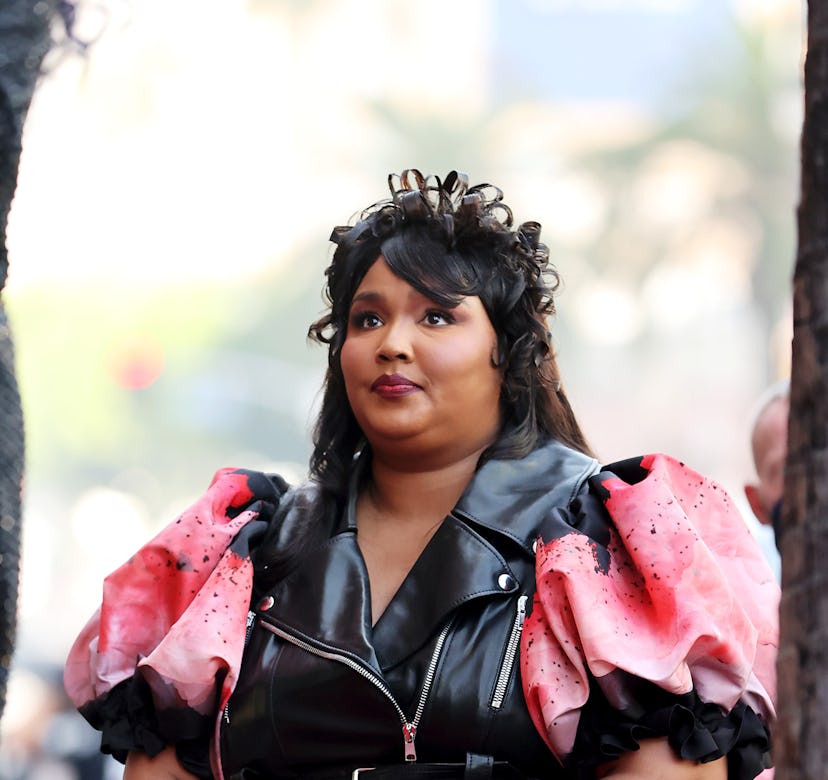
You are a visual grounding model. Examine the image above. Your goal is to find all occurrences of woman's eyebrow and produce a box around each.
[351,291,383,304]
[351,288,466,308]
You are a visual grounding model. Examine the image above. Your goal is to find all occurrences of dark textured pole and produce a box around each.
[776,0,828,777]
[0,0,56,720]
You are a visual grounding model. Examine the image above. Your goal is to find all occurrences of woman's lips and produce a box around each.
[371,373,421,398]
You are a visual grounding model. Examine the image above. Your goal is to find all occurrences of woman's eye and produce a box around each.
[424,310,454,326]
[353,312,382,329]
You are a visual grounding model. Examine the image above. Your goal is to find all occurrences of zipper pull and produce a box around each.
[402,722,417,762]
[517,594,528,622]
[225,610,260,726]
[243,609,257,648]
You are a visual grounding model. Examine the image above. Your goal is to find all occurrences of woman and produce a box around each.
[65,170,778,779]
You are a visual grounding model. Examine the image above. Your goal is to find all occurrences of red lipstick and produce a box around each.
[371,373,421,398]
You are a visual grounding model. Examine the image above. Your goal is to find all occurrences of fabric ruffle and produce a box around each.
[521,453,778,775]
[569,676,772,778]
[63,468,286,775]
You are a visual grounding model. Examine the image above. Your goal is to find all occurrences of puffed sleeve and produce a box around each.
[521,453,778,778]
[63,468,288,766]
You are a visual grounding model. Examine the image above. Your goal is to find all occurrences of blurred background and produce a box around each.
[0,0,803,775]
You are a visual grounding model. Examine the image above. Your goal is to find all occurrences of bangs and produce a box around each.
[380,231,486,308]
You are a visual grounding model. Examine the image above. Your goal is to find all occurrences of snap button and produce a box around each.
[258,595,275,611]
[497,573,516,591]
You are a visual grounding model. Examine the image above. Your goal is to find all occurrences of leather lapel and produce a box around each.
[258,516,518,675]
[255,440,598,677]
[371,514,518,670]
[259,528,381,672]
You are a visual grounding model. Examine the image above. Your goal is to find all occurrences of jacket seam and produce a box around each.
[567,458,601,506]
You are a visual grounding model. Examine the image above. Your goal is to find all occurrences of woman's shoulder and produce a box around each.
[63,466,305,764]
[555,451,779,650]
[590,451,720,496]
[467,437,600,507]
[522,451,779,777]
[580,452,772,574]
[202,466,292,508]
[197,466,325,530]
[453,438,599,550]
[559,452,758,539]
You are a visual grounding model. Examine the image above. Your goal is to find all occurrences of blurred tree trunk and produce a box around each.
[0,0,56,720]
[776,0,828,777]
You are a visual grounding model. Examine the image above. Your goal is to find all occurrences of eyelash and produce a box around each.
[350,309,456,329]
[424,309,455,326]
[351,312,382,329]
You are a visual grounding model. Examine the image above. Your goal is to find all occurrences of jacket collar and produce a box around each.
[343,438,598,552]
[262,511,521,673]
[454,439,599,556]
[260,439,598,673]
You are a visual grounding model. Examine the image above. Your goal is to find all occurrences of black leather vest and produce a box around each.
[219,441,598,779]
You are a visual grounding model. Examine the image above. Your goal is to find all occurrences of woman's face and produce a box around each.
[340,257,503,467]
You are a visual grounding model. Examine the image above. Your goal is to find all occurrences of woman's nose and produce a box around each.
[376,322,412,362]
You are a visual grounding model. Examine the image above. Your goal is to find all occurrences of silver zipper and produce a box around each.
[223,610,258,724]
[490,594,528,710]
[259,617,453,762]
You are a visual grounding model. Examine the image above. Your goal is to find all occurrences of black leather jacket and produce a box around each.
[219,440,599,779]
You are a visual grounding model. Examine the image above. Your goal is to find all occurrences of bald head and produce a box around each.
[745,392,789,526]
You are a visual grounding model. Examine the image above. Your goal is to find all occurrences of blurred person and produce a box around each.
[64,170,777,779]
[0,665,61,778]
[0,663,119,779]
[744,380,789,547]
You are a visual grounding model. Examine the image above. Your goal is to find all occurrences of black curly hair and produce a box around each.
[307,169,592,501]
[254,170,593,584]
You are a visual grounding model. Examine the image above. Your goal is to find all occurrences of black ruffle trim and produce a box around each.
[78,674,212,770]
[569,677,772,779]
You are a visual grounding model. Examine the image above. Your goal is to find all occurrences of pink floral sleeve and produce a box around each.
[521,453,778,774]
[63,467,285,774]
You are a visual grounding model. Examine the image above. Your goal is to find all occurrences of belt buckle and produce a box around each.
[351,769,375,779]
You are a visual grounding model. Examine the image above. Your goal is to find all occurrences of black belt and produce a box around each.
[228,754,530,779]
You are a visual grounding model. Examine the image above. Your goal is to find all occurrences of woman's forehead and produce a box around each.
[352,252,471,306]
[351,257,471,306]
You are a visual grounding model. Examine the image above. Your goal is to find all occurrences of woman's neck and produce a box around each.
[364,447,483,525]
[356,446,488,626]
